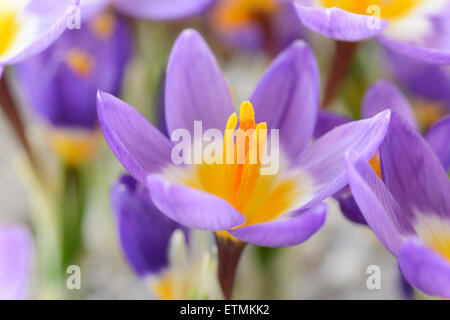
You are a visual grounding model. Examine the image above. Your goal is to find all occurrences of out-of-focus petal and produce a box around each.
[97,92,172,185]
[146,175,246,231]
[229,203,327,248]
[111,175,187,276]
[251,40,319,160]
[380,113,450,221]
[426,115,450,171]
[296,110,391,209]
[313,110,351,139]
[385,48,450,107]
[1,0,79,65]
[295,5,387,42]
[378,17,450,65]
[362,80,417,129]
[0,226,31,300]
[345,150,408,255]
[335,186,367,225]
[165,29,234,135]
[398,239,450,299]
[115,0,214,21]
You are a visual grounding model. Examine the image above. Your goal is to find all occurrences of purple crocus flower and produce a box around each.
[386,48,450,111]
[0,225,31,300]
[208,0,304,54]
[295,0,450,64]
[316,80,450,225]
[346,112,450,299]
[81,0,215,21]
[14,11,131,166]
[111,174,188,277]
[0,0,78,70]
[97,28,391,248]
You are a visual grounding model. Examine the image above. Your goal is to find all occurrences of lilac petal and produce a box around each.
[229,203,327,248]
[398,239,450,299]
[0,226,31,300]
[97,92,172,185]
[335,186,367,225]
[426,115,450,171]
[385,48,450,106]
[294,5,387,42]
[380,113,450,221]
[296,110,391,209]
[147,175,246,231]
[111,175,188,277]
[251,40,319,160]
[165,29,234,135]
[115,0,214,21]
[378,36,450,65]
[1,0,79,65]
[345,150,407,255]
[362,80,417,129]
[313,110,351,140]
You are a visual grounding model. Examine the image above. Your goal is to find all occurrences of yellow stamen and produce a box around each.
[321,0,423,20]
[65,49,95,78]
[181,101,302,234]
[48,129,99,167]
[0,9,20,57]
[89,11,117,40]
[211,0,279,30]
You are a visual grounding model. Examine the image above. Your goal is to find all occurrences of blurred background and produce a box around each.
[1,0,449,300]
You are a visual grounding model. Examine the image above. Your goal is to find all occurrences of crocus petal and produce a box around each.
[385,48,450,105]
[313,110,351,139]
[111,175,187,277]
[380,113,450,221]
[147,175,246,231]
[378,34,450,65]
[229,203,327,248]
[426,115,450,171]
[251,40,319,160]
[398,239,450,299]
[345,150,408,255]
[0,226,31,300]
[335,186,367,225]
[115,0,214,21]
[97,92,172,185]
[296,110,391,209]
[1,0,79,65]
[295,5,387,42]
[165,29,234,135]
[362,80,417,129]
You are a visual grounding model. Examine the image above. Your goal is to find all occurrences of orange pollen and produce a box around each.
[89,11,117,40]
[65,49,95,78]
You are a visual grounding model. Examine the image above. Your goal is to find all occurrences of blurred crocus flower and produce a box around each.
[14,11,131,166]
[112,175,221,299]
[0,0,78,70]
[209,0,304,54]
[386,49,450,107]
[97,28,391,248]
[0,225,31,300]
[316,80,450,225]
[295,0,450,64]
[346,113,450,299]
[81,0,215,21]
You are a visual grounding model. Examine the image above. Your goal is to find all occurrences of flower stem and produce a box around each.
[215,234,246,300]
[0,74,37,168]
[321,41,359,108]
